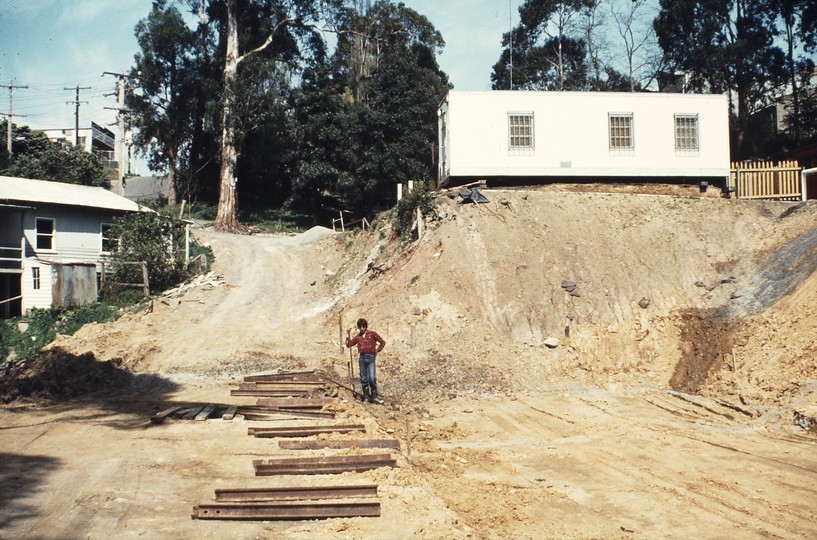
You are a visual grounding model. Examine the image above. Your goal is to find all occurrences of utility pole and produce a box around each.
[65,85,91,147]
[1,81,28,158]
[103,72,134,196]
[509,0,513,91]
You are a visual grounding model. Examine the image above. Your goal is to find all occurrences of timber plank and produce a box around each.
[182,406,204,420]
[231,389,310,397]
[150,406,181,424]
[256,397,335,409]
[221,406,238,421]
[244,370,317,382]
[195,405,217,421]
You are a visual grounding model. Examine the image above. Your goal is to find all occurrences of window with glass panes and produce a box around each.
[674,114,699,152]
[608,113,634,150]
[35,218,55,250]
[508,112,534,152]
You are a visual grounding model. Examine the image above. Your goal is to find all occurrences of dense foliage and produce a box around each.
[123,0,447,229]
[105,211,189,294]
[0,304,119,362]
[0,122,110,188]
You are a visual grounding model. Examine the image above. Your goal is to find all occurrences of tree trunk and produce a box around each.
[214,0,243,233]
[167,158,177,205]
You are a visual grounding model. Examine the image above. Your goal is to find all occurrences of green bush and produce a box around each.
[0,304,119,362]
[106,212,187,294]
[393,184,435,240]
[239,207,312,234]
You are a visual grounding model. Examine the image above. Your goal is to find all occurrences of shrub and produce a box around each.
[0,304,119,362]
[106,212,187,294]
[393,184,435,240]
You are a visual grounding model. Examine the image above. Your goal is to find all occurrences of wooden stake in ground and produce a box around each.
[348,341,356,398]
[406,418,412,467]
[338,312,344,354]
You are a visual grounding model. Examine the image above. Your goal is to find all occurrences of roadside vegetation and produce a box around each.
[0,304,120,365]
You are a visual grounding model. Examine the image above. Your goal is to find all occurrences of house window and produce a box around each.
[609,113,634,153]
[101,223,116,253]
[32,267,40,290]
[509,112,534,154]
[675,114,699,152]
[35,218,55,250]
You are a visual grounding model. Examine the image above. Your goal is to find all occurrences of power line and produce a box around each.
[64,85,91,146]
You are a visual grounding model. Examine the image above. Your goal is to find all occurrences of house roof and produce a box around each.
[0,175,140,212]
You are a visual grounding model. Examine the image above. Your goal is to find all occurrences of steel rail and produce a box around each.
[192,500,380,520]
[248,424,365,437]
[214,484,378,502]
[278,439,400,450]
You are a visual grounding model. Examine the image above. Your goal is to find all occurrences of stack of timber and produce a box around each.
[150,404,223,423]
[236,395,337,420]
[192,484,381,520]
[230,370,331,398]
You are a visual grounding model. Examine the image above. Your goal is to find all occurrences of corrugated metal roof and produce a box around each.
[0,175,140,212]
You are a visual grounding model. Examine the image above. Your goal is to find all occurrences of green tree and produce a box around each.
[1,127,110,188]
[290,65,357,223]
[492,0,591,91]
[654,0,787,159]
[209,0,334,232]
[127,3,198,204]
[768,0,817,146]
[289,0,449,223]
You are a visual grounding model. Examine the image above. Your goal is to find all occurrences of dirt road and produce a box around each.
[2,188,817,539]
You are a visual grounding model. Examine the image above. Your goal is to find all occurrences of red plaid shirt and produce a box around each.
[347,330,385,355]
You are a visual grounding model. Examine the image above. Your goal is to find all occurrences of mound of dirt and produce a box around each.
[0,348,131,404]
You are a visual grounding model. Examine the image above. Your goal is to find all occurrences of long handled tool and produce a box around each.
[348,341,358,400]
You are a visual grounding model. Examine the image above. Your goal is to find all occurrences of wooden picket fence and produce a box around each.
[729,160,802,200]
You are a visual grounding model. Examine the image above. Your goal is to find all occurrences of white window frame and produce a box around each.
[35,217,55,251]
[674,114,700,154]
[608,113,634,155]
[101,223,115,254]
[508,112,535,155]
[32,267,41,290]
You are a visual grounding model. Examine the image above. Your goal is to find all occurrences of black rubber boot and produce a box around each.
[362,384,373,403]
[370,384,383,404]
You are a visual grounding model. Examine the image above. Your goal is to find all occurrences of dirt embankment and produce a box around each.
[10,187,817,412]
[329,188,817,410]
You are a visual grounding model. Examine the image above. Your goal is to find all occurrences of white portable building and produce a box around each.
[437,90,730,188]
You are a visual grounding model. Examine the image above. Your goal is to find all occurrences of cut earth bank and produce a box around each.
[1,185,816,539]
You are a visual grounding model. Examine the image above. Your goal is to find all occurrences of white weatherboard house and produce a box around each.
[0,176,141,318]
[437,90,730,188]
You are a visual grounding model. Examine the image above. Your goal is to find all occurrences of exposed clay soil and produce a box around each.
[2,185,817,539]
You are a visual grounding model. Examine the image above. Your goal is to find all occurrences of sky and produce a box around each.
[0,0,524,175]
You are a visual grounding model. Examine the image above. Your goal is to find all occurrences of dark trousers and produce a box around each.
[358,353,376,388]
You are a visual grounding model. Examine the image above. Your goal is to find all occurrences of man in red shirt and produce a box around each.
[346,318,386,403]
